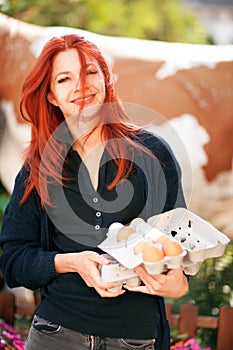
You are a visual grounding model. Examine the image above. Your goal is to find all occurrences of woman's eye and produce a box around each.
[57,77,70,84]
[87,70,98,75]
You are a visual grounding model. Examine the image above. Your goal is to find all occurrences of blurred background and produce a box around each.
[0,1,233,348]
[1,0,233,44]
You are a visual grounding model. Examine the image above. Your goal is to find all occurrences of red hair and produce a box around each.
[20,34,143,206]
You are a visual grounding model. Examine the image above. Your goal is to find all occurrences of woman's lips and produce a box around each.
[72,94,95,105]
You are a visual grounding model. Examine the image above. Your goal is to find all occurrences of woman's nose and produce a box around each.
[73,77,82,91]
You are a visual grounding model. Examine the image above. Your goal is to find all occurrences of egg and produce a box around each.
[129,217,145,230]
[142,242,164,262]
[117,226,134,242]
[156,235,171,246]
[163,240,183,256]
[134,240,149,254]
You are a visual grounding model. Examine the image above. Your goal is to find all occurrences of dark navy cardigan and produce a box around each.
[0,130,186,349]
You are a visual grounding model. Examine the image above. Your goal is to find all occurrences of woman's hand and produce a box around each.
[124,265,189,299]
[54,252,125,298]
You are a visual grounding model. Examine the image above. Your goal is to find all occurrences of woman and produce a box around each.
[0,34,189,350]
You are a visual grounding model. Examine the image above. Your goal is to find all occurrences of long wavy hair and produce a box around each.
[20,34,145,206]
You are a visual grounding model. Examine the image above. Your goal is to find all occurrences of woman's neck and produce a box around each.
[72,125,105,191]
[72,125,104,158]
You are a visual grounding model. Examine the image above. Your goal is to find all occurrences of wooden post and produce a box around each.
[216,306,233,350]
[178,303,198,338]
[0,291,15,325]
[165,303,172,324]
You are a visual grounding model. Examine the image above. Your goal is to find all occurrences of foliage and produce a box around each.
[0,0,209,44]
[167,240,233,349]
[189,242,233,314]
[170,241,233,315]
[0,183,9,230]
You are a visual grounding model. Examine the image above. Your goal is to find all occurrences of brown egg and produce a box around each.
[134,240,149,254]
[117,226,134,242]
[156,235,171,246]
[142,242,164,262]
[129,217,145,230]
[163,240,183,256]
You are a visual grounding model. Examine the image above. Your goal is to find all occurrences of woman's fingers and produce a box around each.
[124,265,189,298]
[73,251,126,297]
[95,285,126,298]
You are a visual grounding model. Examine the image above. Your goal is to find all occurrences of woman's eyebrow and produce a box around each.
[86,62,98,67]
[55,71,71,79]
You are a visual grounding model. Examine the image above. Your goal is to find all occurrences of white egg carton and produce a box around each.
[147,208,230,275]
[98,220,186,276]
[99,254,141,292]
[99,208,230,279]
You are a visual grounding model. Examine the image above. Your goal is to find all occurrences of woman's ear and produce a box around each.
[47,91,58,106]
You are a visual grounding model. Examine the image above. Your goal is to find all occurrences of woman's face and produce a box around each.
[47,48,106,119]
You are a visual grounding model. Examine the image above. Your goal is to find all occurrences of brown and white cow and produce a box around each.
[0,13,233,238]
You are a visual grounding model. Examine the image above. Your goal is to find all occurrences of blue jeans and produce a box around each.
[25,315,156,350]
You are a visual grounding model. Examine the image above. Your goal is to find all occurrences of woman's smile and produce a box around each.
[72,93,96,105]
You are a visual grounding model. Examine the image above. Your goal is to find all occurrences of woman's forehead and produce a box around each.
[52,49,99,70]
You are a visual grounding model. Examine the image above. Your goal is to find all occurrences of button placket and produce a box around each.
[92,195,102,230]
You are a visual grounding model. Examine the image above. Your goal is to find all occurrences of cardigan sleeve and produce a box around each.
[135,130,186,215]
[155,135,187,212]
[0,167,59,290]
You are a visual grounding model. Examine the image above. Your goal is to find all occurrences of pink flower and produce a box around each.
[184,338,201,350]
[0,339,7,349]
[2,330,14,339]
[170,337,212,350]
[13,340,25,350]
[0,321,25,349]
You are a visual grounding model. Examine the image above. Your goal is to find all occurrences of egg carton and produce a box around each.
[98,221,186,275]
[98,208,230,278]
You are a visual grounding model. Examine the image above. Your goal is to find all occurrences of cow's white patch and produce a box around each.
[147,114,210,206]
[0,100,30,193]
